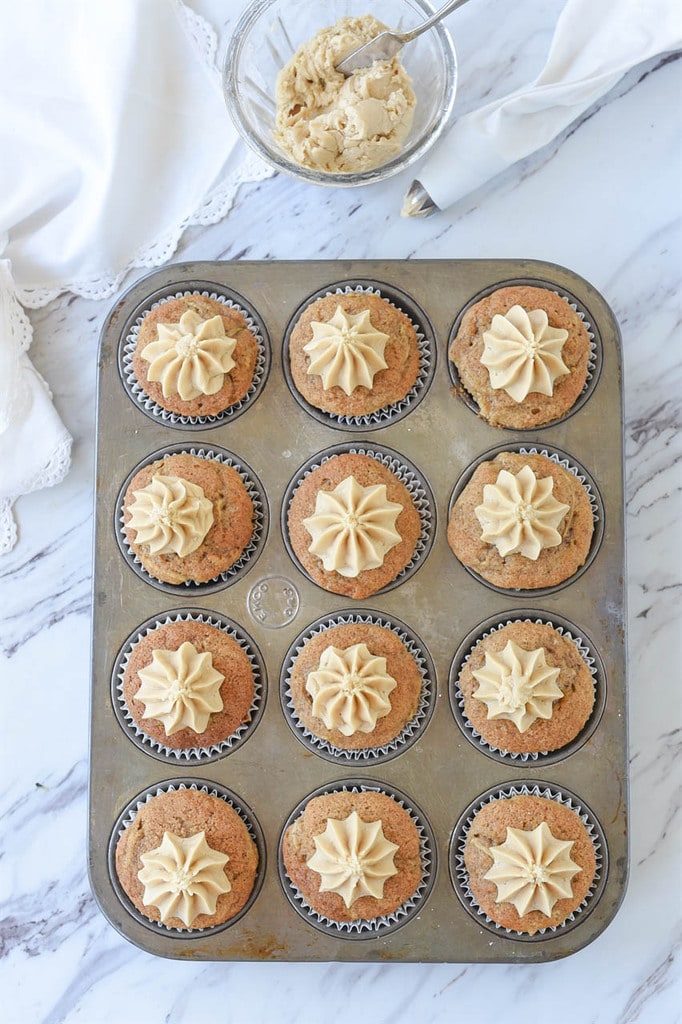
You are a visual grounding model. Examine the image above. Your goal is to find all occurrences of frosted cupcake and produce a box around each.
[118,614,260,758]
[288,290,421,418]
[456,620,596,756]
[121,451,255,586]
[286,619,427,754]
[286,450,425,599]
[447,450,595,590]
[131,293,260,419]
[449,285,593,429]
[461,792,598,935]
[114,786,259,931]
[281,787,426,927]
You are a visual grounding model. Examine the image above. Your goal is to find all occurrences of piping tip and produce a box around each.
[401,180,438,218]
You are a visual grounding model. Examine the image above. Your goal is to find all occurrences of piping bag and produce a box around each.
[402,0,682,217]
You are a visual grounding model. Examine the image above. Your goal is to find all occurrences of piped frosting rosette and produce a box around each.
[281,611,435,764]
[120,284,270,428]
[447,278,600,429]
[450,783,606,941]
[278,780,436,938]
[109,780,265,936]
[115,443,268,595]
[283,281,435,430]
[449,611,604,764]
[112,610,266,763]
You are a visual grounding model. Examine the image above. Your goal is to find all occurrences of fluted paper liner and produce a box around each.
[281,610,435,764]
[283,280,435,431]
[115,443,268,595]
[113,610,266,763]
[450,782,607,941]
[120,284,270,429]
[447,277,601,430]
[278,780,436,938]
[108,780,266,937]
[449,611,605,765]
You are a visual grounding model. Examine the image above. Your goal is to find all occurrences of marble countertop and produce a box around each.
[2,2,680,1021]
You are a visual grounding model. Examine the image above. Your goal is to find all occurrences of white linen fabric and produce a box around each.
[0,0,271,553]
[407,0,682,212]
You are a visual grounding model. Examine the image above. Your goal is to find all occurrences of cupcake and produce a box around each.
[281,788,423,925]
[462,792,598,935]
[131,293,259,418]
[286,451,424,599]
[456,620,595,755]
[286,620,424,752]
[114,787,259,931]
[288,291,420,418]
[447,450,594,590]
[449,285,592,429]
[119,616,258,755]
[122,451,255,585]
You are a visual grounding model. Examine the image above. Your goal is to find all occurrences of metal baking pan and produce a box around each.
[89,259,627,962]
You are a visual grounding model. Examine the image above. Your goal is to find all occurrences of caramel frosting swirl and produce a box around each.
[306,810,399,908]
[474,465,570,560]
[127,474,213,557]
[141,310,237,400]
[306,643,397,736]
[137,830,231,926]
[136,641,224,736]
[483,822,581,917]
[302,475,403,577]
[481,306,570,403]
[304,306,389,394]
[471,639,563,733]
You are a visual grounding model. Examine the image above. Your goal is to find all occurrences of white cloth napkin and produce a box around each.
[406,0,682,213]
[0,0,271,554]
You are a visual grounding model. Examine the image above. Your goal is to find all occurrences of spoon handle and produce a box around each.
[398,0,472,44]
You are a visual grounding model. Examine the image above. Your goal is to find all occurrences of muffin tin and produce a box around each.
[90,259,627,962]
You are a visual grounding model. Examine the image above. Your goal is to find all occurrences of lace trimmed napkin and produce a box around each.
[0,0,271,553]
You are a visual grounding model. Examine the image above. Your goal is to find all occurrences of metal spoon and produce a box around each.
[336,0,471,76]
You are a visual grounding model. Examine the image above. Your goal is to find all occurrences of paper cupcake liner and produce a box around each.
[278,779,436,938]
[450,781,607,941]
[447,441,604,598]
[447,277,602,430]
[280,609,436,764]
[448,610,606,765]
[282,441,436,597]
[108,779,266,938]
[119,282,270,429]
[282,279,436,432]
[115,443,268,596]
[112,609,266,763]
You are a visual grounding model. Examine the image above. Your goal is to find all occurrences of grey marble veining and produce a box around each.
[1,0,681,1020]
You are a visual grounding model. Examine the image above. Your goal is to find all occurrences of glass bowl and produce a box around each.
[223,0,457,188]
